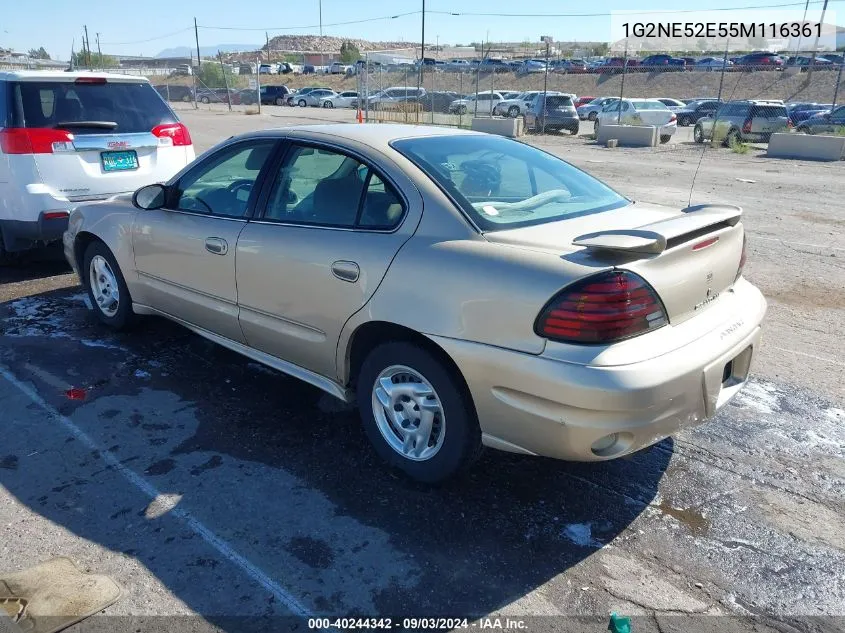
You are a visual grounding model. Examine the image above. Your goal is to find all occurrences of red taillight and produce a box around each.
[0,128,74,154]
[669,113,677,123]
[535,271,668,344]
[75,76,107,84]
[736,233,747,281]
[742,118,752,133]
[787,119,794,128]
[151,122,192,147]
[43,211,70,220]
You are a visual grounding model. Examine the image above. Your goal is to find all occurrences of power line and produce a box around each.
[199,11,421,32]
[427,0,843,17]
[99,27,193,46]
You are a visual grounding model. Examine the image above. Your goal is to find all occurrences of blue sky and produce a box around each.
[2,0,839,59]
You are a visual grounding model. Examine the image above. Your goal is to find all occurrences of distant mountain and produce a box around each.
[157,44,261,58]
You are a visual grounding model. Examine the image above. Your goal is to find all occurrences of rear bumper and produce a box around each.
[430,280,767,461]
[538,116,580,130]
[0,212,69,252]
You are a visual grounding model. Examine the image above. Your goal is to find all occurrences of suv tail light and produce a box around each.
[736,232,747,281]
[151,122,192,147]
[669,113,677,123]
[742,118,753,133]
[535,271,668,344]
[0,128,74,154]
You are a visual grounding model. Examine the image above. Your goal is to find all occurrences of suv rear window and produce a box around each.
[544,96,573,109]
[9,80,177,135]
[752,105,787,117]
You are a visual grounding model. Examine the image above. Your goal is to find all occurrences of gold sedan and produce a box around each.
[64,124,767,483]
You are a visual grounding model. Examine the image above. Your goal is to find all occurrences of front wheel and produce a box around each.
[357,342,482,483]
[298,99,307,107]
[660,134,672,144]
[201,96,210,104]
[324,101,334,108]
[457,105,467,115]
[587,111,597,121]
[507,106,520,118]
[679,116,690,127]
[570,125,579,135]
[275,97,285,106]
[693,125,704,143]
[83,240,135,330]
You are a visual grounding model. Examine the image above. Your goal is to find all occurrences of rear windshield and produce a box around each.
[631,101,668,110]
[391,135,628,232]
[9,80,177,134]
[544,96,573,108]
[753,106,788,117]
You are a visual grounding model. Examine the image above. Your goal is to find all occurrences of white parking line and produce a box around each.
[0,365,311,618]
[771,347,845,368]
[752,235,845,251]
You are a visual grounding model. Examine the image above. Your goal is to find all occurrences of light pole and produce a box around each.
[541,35,552,133]
[319,0,323,71]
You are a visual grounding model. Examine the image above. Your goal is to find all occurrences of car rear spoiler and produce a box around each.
[572,204,742,254]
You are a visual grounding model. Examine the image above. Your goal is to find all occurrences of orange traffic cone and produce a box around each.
[356,109,363,123]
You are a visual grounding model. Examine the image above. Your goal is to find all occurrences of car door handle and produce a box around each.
[331,260,359,283]
[205,237,228,255]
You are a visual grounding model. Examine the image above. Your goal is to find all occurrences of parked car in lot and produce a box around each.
[524,94,579,134]
[449,91,504,115]
[596,58,639,73]
[197,87,241,105]
[417,91,463,113]
[573,95,595,109]
[494,91,559,118]
[675,99,722,126]
[154,84,194,102]
[297,89,337,107]
[321,91,358,108]
[0,71,194,263]
[64,124,766,482]
[238,89,258,105]
[795,105,845,134]
[577,96,619,121]
[640,54,686,70]
[286,86,327,106]
[695,57,734,71]
[517,59,548,75]
[595,98,678,144]
[553,59,588,73]
[364,87,427,109]
[259,85,292,105]
[786,102,832,125]
[258,64,277,75]
[694,100,791,145]
[734,52,784,70]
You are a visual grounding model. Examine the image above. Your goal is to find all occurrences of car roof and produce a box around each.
[233,123,483,151]
[0,70,149,83]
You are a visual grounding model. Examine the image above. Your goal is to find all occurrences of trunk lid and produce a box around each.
[484,202,745,325]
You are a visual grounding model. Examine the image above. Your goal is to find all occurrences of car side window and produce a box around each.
[173,141,276,218]
[831,106,845,122]
[264,144,405,230]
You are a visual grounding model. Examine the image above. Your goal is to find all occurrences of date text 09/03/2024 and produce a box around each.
[308,618,528,630]
[621,21,822,39]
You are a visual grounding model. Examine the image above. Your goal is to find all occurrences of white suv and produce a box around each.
[0,71,195,263]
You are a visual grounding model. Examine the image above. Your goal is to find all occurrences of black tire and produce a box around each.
[725,129,740,147]
[356,342,482,484]
[83,240,136,331]
[507,105,520,118]
[660,134,671,144]
[182,94,191,103]
[570,125,579,135]
[298,99,307,107]
[201,96,210,104]
[458,105,467,115]
[693,125,705,143]
[587,111,597,121]
[0,240,22,267]
[324,101,334,108]
[679,116,691,127]
[275,97,284,106]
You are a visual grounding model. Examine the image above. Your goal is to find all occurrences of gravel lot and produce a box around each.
[1,105,843,632]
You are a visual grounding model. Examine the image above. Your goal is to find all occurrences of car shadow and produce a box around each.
[0,244,71,284]
[0,296,672,625]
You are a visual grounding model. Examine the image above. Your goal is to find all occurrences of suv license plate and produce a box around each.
[101,150,139,172]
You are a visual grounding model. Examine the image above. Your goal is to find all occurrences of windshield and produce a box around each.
[391,135,628,232]
[10,80,176,135]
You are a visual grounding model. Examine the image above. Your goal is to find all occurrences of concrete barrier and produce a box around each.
[595,124,657,147]
[470,117,523,137]
[767,133,845,161]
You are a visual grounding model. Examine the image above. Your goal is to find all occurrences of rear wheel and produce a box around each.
[725,128,740,147]
[182,94,191,102]
[201,96,210,104]
[660,134,672,144]
[507,105,520,118]
[587,111,597,121]
[324,101,334,108]
[357,342,482,483]
[693,125,704,143]
[83,241,135,330]
[0,240,22,267]
[298,99,307,107]
[275,97,285,106]
[458,105,467,115]
[679,115,691,126]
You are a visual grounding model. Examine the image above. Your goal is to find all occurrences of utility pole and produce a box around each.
[832,56,843,108]
[618,39,629,125]
[319,0,323,71]
[83,25,91,68]
[265,32,271,63]
[542,35,552,133]
[194,17,202,70]
[96,33,102,68]
[806,0,829,83]
[219,51,232,112]
[417,0,425,97]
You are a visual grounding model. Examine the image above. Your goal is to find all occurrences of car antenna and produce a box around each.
[688,39,744,208]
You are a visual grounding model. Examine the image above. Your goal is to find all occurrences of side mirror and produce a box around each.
[133,183,167,210]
